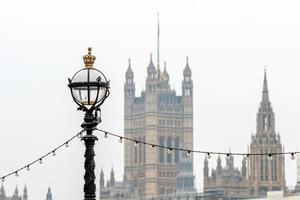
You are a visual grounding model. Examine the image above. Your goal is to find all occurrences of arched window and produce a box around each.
[159,137,165,163]
[184,89,190,96]
[159,188,165,195]
[174,137,180,163]
[167,137,173,163]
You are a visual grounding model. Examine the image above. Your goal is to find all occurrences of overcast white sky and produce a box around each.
[1,0,300,199]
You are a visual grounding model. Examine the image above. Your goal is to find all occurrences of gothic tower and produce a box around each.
[123,17,193,199]
[249,70,286,196]
[124,56,193,198]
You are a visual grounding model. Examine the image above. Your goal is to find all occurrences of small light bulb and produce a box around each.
[15,171,18,177]
[119,137,123,143]
[26,165,30,171]
[1,178,5,182]
[151,145,155,149]
[39,158,43,164]
[187,150,191,157]
[65,142,69,148]
[167,148,172,154]
[291,153,296,160]
[268,154,273,161]
[104,132,108,138]
[246,154,250,160]
[226,153,230,158]
[206,152,211,159]
[77,132,83,139]
[134,141,139,147]
[52,151,56,156]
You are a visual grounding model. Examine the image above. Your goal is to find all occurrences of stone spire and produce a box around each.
[125,58,135,99]
[0,183,5,198]
[126,58,134,79]
[23,185,28,200]
[262,69,269,103]
[182,56,193,97]
[147,54,156,78]
[100,168,105,188]
[163,61,169,82]
[13,186,19,199]
[183,56,191,77]
[110,168,115,187]
[46,187,52,200]
[257,69,275,133]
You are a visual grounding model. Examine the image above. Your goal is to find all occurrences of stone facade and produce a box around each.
[123,56,193,199]
[0,185,52,200]
[100,56,193,199]
[0,185,27,200]
[203,70,286,199]
[203,155,249,199]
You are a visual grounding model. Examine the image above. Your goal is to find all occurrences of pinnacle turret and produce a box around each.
[262,69,269,103]
[126,58,134,79]
[147,54,156,76]
[46,187,52,200]
[0,183,5,197]
[100,168,105,188]
[23,185,28,200]
[183,57,191,77]
[256,69,275,133]
[110,168,115,187]
[163,61,169,81]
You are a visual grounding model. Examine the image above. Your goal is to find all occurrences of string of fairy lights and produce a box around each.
[1,128,299,182]
[0,129,85,183]
[94,128,299,161]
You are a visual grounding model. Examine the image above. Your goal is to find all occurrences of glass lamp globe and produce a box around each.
[68,48,109,111]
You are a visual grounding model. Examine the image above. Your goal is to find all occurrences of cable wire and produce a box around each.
[94,128,299,158]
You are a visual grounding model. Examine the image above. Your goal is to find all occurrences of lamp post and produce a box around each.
[68,47,110,200]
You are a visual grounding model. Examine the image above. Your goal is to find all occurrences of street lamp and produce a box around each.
[68,47,110,200]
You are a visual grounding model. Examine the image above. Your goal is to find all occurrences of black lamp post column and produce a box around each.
[81,112,98,200]
[68,48,110,200]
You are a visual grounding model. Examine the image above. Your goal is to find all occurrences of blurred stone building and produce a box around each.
[0,185,27,200]
[123,53,193,199]
[248,70,286,196]
[203,155,249,199]
[0,184,52,200]
[203,70,286,199]
[100,51,194,199]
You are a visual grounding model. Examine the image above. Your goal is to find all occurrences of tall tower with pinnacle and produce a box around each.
[249,70,286,196]
[124,15,193,199]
